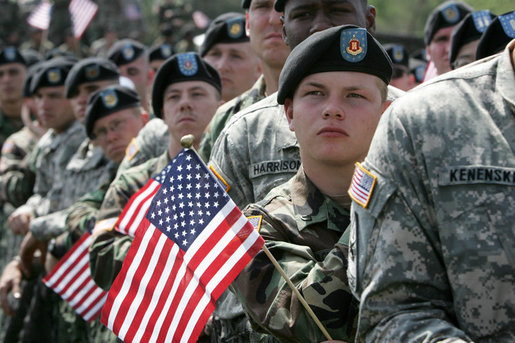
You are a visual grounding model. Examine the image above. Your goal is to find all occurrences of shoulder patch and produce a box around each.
[348,162,377,208]
[125,138,139,161]
[247,215,263,232]
[209,164,231,192]
[1,140,14,154]
[92,217,117,236]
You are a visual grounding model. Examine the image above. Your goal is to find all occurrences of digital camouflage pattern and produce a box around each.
[198,75,267,161]
[115,118,169,178]
[209,86,404,210]
[348,44,515,342]
[233,167,357,342]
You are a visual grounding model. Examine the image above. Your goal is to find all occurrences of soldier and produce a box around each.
[384,44,412,91]
[348,38,515,341]
[197,0,290,161]
[424,1,473,76]
[148,44,174,73]
[201,12,261,103]
[449,10,495,69]
[107,39,152,111]
[476,11,515,60]
[208,0,403,210]
[89,52,221,341]
[232,25,392,342]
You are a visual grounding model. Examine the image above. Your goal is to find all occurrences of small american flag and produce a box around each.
[27,1,53,31]
[348,162,377,208]
[69,0,99,38]
[43,232,107,322]
[101,149,264,343]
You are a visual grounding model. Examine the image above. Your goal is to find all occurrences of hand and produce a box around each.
[45,252,59,274]
[19,232,47,277]
[21,100,46,138]
[8,207,34,235]
[0,259,23,316]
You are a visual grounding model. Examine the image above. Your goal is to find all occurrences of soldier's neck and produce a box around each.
[303,160,355,210]
[0,99,23,118]
[168,137,199,160]
[261,63,281,95]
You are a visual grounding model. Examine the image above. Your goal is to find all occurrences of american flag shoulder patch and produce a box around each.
[348,162,377,208]
[125,138,139,161]
[246,215,263,232]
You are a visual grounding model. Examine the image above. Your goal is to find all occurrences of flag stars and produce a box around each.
[186,164,192,171]
[179,202,184,209]
[188,201,193,207]
[182,230,187,236]
[190,219,195,226]
[182,239,188,246]
[214,192,219,198]
[199,218,204,225]
[178,174,183,181]
[213,202,219,208]
[180,212,185,218]
[181,221,186,227]
[190,228,196,235]
[166,225,171,232]
[159,219,163,225]
[174,223,179,230]
[195,193,201,199]
[195,173,201,180]
[173,214,178,220]
[175,232,179,239]
[187,193,192,199]
[165,216,170,222]
[186,183,192,190]
[177,165,183,172]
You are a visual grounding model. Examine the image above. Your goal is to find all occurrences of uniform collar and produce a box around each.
[288,167,349,233]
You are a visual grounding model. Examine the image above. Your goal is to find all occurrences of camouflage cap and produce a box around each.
[151,52,221,118]
[65,57,120,98]
[476,11,515,60]
[199,12,248,57]
[277,25,392,104]
[85,85,141,139]
[149,44,174,62]
[30,57,76,94]
[424,1,474,45]
[384,44,410,67]
[0,46,26,66]
[450,10,495,65]
[107,39,147,66]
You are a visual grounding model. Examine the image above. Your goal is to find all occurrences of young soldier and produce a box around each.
[201,12,261,103]
[232,25,392,342]
[348,39,515,343]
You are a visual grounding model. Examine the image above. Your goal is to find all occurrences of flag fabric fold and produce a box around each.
[27,1,53,31]
[43,232,107,322]
[101,149,264,343]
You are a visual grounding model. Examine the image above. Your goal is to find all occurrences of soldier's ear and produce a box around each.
[284,98,295,132]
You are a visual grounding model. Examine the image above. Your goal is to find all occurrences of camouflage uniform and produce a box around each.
[348,45,515,342]
[233,167,357,342]
[115,118,169,177]
[209,86,404,210]
[198,75,267,161]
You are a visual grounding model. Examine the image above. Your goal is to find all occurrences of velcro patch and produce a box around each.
[247,215,263,232]
[209,164,231,192]
[125,138,139,161]
[92,217,117,236]
[348,162,377,208]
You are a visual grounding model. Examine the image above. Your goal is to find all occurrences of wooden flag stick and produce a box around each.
[261,245,333,341]
[180,134,333,340]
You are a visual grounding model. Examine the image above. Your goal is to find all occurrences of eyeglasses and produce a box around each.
[92,117,128,141]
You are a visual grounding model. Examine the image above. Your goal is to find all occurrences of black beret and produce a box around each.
[199,12,248,57]
[450,10,495,65]
[107,39,147,66]
[23,61,45,97]
[409,58,427,84]
[424,1,474,45]
[151,52,221,118]
[384,44,409,67]
[149,44,174,62]
[277,25,392,104]
[0,46,26,66]
[30,57,76,94]
[85,85,141,139]
[241,0,251,9]
[65,57,120,98]
[476,11,515,60]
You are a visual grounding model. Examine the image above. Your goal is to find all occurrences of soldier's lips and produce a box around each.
[265,32,283,42]
[317,127,348,137]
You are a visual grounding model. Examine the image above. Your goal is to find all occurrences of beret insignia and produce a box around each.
[47,68,62,84]
[227,18,244,39]
[472,10,493,33]
[161,44,173,58]
[392,46,404,63]
[101,88,118,108]
[4,47,16,61]
[122,44,135,61]
[178,52,198,76]
[341,28,367,62]
[85,64,100,80]
[441,4,460,24]
[499,12,515,38]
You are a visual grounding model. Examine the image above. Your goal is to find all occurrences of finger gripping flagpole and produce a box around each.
[180,134,333,341]
[261,245,334,341]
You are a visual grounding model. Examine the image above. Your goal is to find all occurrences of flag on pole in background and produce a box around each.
[27,1,53,31]
[101,149,264,343]
[69,0,99,38]
[43,232,107,322]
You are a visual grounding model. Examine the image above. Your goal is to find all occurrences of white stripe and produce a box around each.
[64,271,92,303]
[132,244,180,343]
[119,181,159,233]
[52,254,89,294]
[118,230,168,339]
[108,224,155,331]
[83,293,107,321]
[166,211,248,340]
[128,197,154,237]
[45,236,90,287]
[181,226,260,342]
[75,285,104,313]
